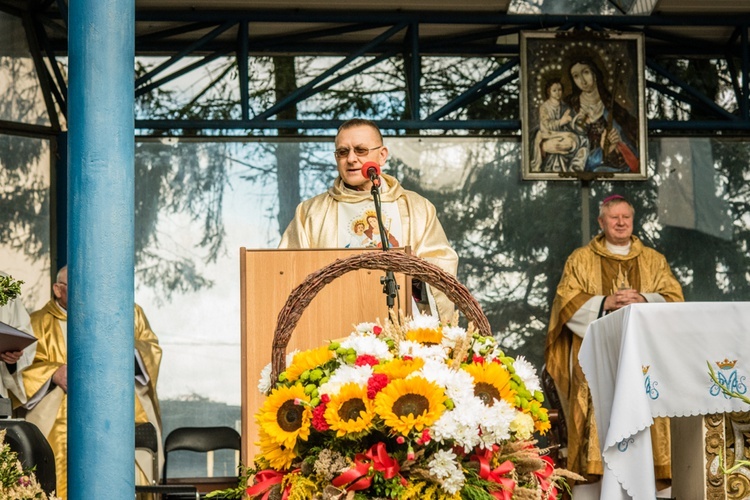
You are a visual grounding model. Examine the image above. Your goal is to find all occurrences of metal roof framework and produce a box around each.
[4,1,750,134]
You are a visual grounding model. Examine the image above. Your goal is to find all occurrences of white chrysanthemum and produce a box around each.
[427,449,465,495]
[399,340,447,361]
[476,398,516,447]
[510,411,535,440]
[441,325,468,350]
[257,363,273,394]
[417,359,474,404]
[340,334,393,361]
[318,364,373,396]
[406,314,441,331]
[431,395,485,451]
[354,322,378,334]
[513,355,542,394]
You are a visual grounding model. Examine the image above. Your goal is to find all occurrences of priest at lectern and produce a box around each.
[279,118,458,320]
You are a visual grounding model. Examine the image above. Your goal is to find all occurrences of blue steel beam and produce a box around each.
[134,20,234,89]
[646,58,739,121]
[22,11,61,131]
[256,22,408,120]
[426,57,519,121]
[13,4,750,133]
[137,21,217,44]
[135,118,521,131]
[742,25,749,121]
[32,14,68,117]
[238,21,249,121]
[67,0,135,498]
[135,47,233,98]
[405,23,420,121]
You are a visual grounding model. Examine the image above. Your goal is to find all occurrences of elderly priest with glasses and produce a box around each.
[279,118,458,320]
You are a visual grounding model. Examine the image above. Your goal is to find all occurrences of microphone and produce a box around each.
[361,161,381,187]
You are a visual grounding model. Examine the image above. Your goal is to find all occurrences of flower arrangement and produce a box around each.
[0,429,60,500]
[247,313,576,500]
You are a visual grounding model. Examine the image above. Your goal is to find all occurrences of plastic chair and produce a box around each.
[161,426,241,499]
[135,422,199,500]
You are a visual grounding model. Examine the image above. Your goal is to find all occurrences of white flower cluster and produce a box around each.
[427,449,465,494]
[340,334,393,361]
[513,355,542,394]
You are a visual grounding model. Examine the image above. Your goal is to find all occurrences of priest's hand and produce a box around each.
[0,350,23,364]
[52,365,68,393]
[604,288,646,312]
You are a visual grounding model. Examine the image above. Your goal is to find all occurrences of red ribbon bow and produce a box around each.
[246,469,290,500]
[471,449,516,500]
[534,455,558,499]
[332,442,406,491]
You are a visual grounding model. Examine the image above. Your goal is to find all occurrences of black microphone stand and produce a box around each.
[369,173,399,313]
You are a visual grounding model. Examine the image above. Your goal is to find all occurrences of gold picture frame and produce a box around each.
[520,31,647,181]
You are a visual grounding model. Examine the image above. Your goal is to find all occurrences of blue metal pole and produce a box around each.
[67,0,135,498]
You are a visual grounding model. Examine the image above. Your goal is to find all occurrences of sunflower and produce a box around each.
[284,345,334,382]
[462,362,515,406]
[324,383,375,437]
[374,376,446,435]
[405,327,443,346]
[374,357,425,380]
[257,428,297,470]
[257,384,312,448]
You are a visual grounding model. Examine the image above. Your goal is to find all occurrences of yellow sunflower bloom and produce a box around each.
[324,383,375,437]
[405,327,443,345]
[256,429,297,470]
[374,358,425,380]
[463,362,516,406]
[374,376,446,435]
[284,345,334,382]
[256,385,312,448]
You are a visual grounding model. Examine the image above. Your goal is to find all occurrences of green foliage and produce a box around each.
[0,275,23,307]
[205,463,253,499]
[460,484,497,500]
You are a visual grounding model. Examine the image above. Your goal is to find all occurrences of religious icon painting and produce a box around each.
[520,30,648,181]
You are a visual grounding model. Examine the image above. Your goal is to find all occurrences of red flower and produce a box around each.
[311,403,330,431]
[355,354,379,367]
[367,373,389,399]
[373,325,383,336]
[472,355,485,364]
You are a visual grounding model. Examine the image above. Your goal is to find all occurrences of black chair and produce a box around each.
[161,426,241,499]
[135,423,199,500]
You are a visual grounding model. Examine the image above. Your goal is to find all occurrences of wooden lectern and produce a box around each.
[239,247,412,461]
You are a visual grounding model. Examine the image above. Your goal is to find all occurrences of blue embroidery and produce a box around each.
[644,375,660,400]
[710,369,748,399]
[617,438,634,452]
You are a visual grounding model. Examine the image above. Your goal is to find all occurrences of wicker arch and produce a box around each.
[270,251,490,383]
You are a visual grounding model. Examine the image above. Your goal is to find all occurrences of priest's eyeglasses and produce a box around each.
[334,146,382,159]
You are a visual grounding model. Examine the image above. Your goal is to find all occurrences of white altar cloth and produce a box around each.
[579,302,750,500]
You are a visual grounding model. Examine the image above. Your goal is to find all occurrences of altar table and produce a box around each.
[579,302,750,500]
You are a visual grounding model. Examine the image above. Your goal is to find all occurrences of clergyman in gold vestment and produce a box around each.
[279,118,458,320]
[545,195,683,498]
[22,266,163,499]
